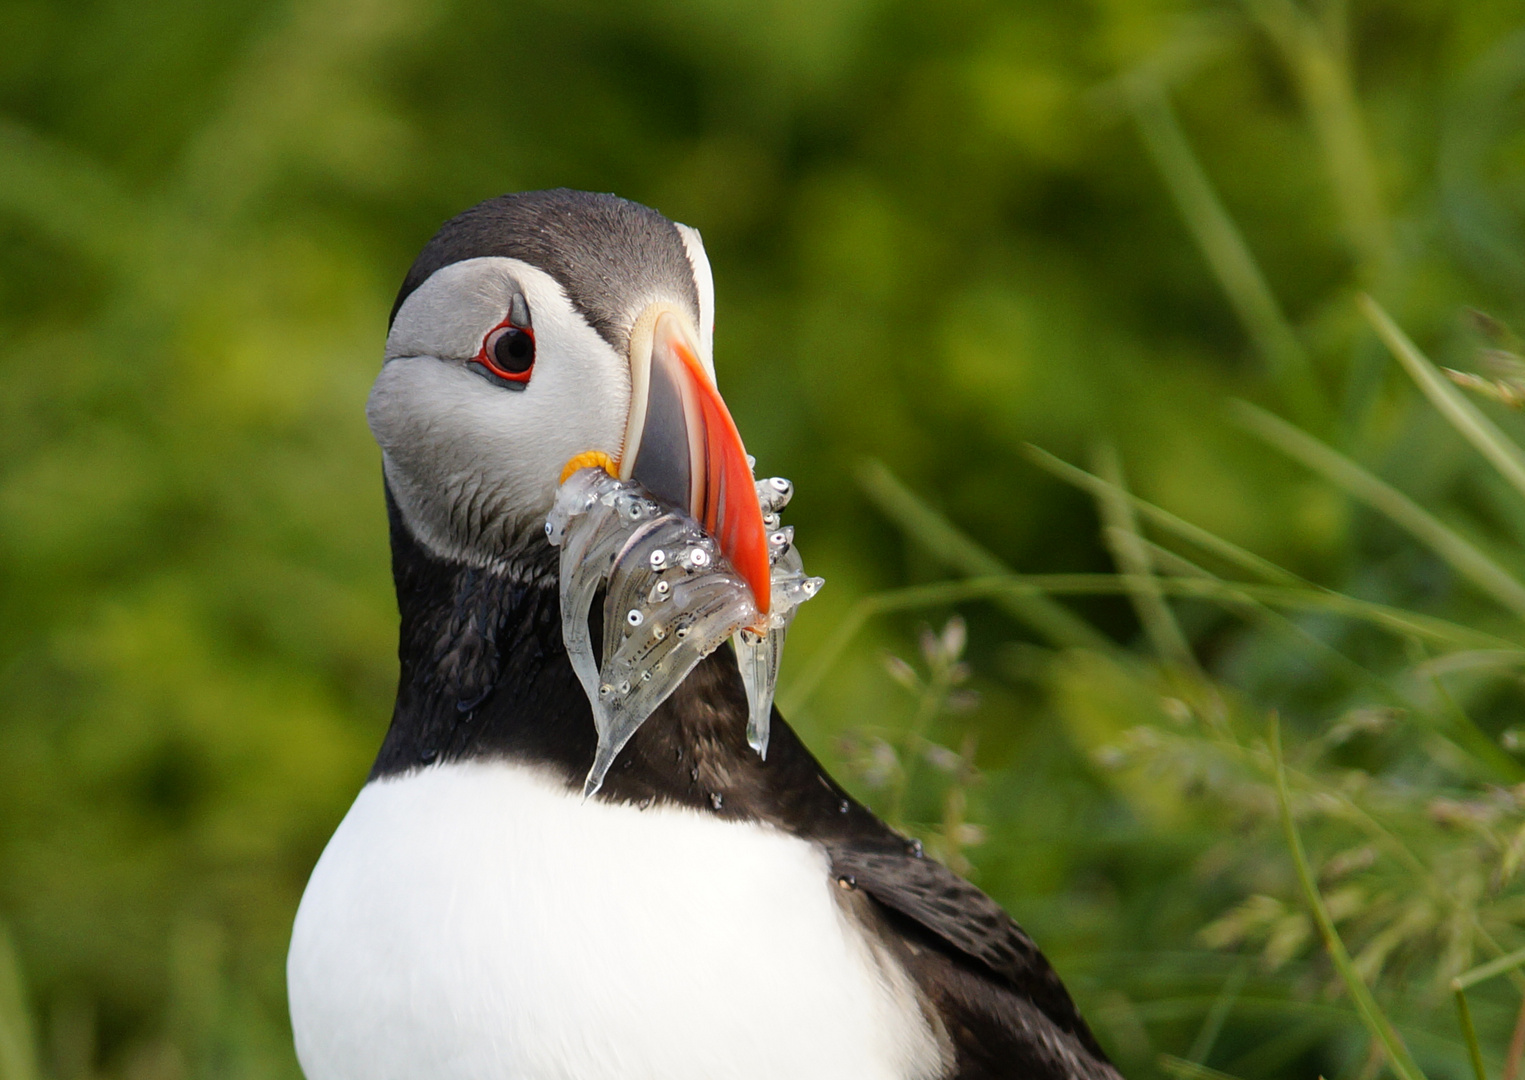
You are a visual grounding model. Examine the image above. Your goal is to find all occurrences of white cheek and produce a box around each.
[373,257,632,568]
[368,350,627,567]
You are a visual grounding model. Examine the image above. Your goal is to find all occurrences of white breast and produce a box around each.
[287,761,945,1080]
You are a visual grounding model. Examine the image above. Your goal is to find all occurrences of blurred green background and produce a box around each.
[5,1,1525,1078]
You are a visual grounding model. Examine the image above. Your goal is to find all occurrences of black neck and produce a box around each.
[370,490,877,838]
[369,489,586,781]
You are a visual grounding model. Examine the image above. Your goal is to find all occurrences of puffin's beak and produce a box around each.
[619,307,770,617]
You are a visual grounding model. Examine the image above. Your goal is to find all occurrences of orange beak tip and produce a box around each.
[738,548,772,621]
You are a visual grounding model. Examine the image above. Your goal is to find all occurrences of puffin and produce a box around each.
[286,188,1123,1080]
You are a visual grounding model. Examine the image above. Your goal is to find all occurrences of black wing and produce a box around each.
[827,842,1122,1079]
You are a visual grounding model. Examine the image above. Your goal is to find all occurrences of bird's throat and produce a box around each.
[371,487,781,815]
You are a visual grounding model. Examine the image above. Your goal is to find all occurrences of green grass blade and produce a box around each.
[782,571,1520,711]
[1129,577,1515,649]
[1126,75,1327,426]
[1445,941,1525,1080]
[1406,640,1525,782]
[1270,717,1428,1080]
[1246,0,1392,277]
[1453,945,1525,992]
[1411,651,1525,679]
[1159,1054,1250,1080]
[0,923,40,1080]
[1094,445,1201,673]
[778,596,878,715]
[778,579,1034,714]
[1233,399,1525,622]
[1142,539,1400,701]
[1361,295,1525,504]
[856,459,1114,651]
[1026,443,1308,587]
[1185,962,1249,1066]
[1453,987,1488,1080]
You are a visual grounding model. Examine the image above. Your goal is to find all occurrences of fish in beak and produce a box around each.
[549,303,818,794]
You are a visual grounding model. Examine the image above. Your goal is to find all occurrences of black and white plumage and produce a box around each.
[287,189,1123,1080]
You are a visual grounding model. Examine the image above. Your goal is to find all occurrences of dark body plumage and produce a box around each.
[372,488,1121,1080]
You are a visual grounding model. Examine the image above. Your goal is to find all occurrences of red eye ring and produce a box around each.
[472,318,536,385]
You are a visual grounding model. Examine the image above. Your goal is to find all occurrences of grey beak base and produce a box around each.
[627,334,696,518]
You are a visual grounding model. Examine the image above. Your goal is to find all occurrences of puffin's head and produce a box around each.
[368,189,768,607]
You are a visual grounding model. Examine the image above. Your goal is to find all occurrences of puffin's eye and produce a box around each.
[472,319,536,387]
[490,326,535,372]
